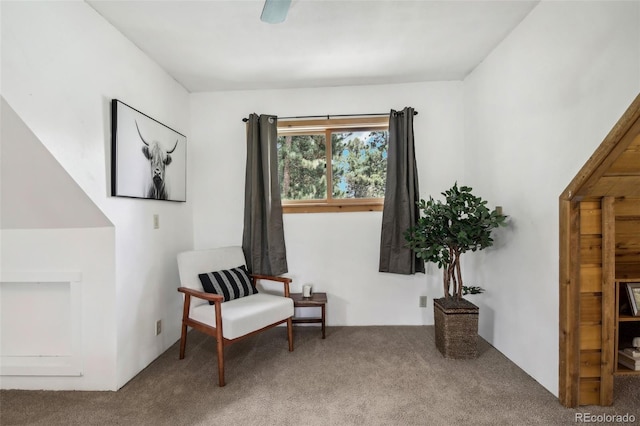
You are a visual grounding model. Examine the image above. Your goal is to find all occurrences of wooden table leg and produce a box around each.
[321,303,326,339]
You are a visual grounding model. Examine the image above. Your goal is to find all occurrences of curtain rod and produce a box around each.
[241,110,418,122]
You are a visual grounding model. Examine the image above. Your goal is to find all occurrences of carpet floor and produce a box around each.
[1,326,638,425]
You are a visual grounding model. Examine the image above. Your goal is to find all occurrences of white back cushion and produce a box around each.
[177,246,247,307]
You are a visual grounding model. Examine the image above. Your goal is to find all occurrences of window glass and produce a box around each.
[275,116,389,213]
[277,134,326,200]
[331,130,388,199]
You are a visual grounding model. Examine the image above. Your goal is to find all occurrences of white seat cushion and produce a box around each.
[190,293,294,340]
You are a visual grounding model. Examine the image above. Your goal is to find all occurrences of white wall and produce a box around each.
[1,1,193,389]
[1,97,116,390]
[0,228,116,390]
[463,1,640,396]
[190,82,463,325]
[1,97,112,229]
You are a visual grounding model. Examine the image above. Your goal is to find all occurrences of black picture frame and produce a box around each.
[625,282,640,316]
[111,99,186,202]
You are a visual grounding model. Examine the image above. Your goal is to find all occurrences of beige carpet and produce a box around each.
[1,326,639,425]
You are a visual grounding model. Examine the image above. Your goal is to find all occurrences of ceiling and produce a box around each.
[87,0,539,93]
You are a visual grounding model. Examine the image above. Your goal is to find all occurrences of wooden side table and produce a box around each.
[290,292,327,339]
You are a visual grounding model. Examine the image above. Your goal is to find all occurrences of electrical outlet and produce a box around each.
[419,296,427,308]
[155,319,162,335]
[153,214,160,229]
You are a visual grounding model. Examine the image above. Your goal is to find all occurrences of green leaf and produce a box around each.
[405,182,507,300]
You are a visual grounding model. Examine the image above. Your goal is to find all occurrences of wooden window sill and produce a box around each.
[282,202,383,214]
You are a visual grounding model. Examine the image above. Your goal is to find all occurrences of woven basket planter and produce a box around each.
[433,297,479,359]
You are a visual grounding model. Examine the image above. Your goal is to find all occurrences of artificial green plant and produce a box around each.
[405,183,507,301]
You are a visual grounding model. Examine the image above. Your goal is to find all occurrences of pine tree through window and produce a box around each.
[276,116,389,213]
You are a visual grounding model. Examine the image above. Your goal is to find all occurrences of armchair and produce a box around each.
[177,246,294,386]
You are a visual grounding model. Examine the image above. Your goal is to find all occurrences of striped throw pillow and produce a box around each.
[198,265,258,304]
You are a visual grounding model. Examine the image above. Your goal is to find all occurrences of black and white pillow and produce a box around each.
[198,265,258,304]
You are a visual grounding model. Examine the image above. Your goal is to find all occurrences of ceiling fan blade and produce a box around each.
[261,0,291,24]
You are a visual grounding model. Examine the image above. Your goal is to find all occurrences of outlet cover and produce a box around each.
[155,320,162,335]
[153,214,160,229]
[419,296,427,308]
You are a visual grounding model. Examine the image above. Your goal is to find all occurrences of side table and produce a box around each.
[290,292,327,339]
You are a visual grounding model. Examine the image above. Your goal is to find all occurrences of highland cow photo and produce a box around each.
[111,99,186,202]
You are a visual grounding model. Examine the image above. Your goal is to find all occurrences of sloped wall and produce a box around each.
[1,97,116,389]
[463,0,640,396]
[1,98,112,229]
[1,2,193,389]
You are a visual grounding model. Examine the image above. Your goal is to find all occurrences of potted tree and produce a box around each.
[405,183,506,359]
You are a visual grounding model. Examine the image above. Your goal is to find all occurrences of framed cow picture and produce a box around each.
[111,99,186,202]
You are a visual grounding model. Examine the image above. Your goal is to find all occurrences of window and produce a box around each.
[277,116,389,213]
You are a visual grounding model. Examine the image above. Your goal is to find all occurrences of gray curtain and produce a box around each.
[379,107,424,274]
[242,114,288,276]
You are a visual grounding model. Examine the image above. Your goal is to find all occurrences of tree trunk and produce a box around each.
[449,263,457,299]
[283,135,292,198]
[443,268,450,300]
[455,250,463,300]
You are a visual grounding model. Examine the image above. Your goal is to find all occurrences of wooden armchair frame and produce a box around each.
[178,274,293,387]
